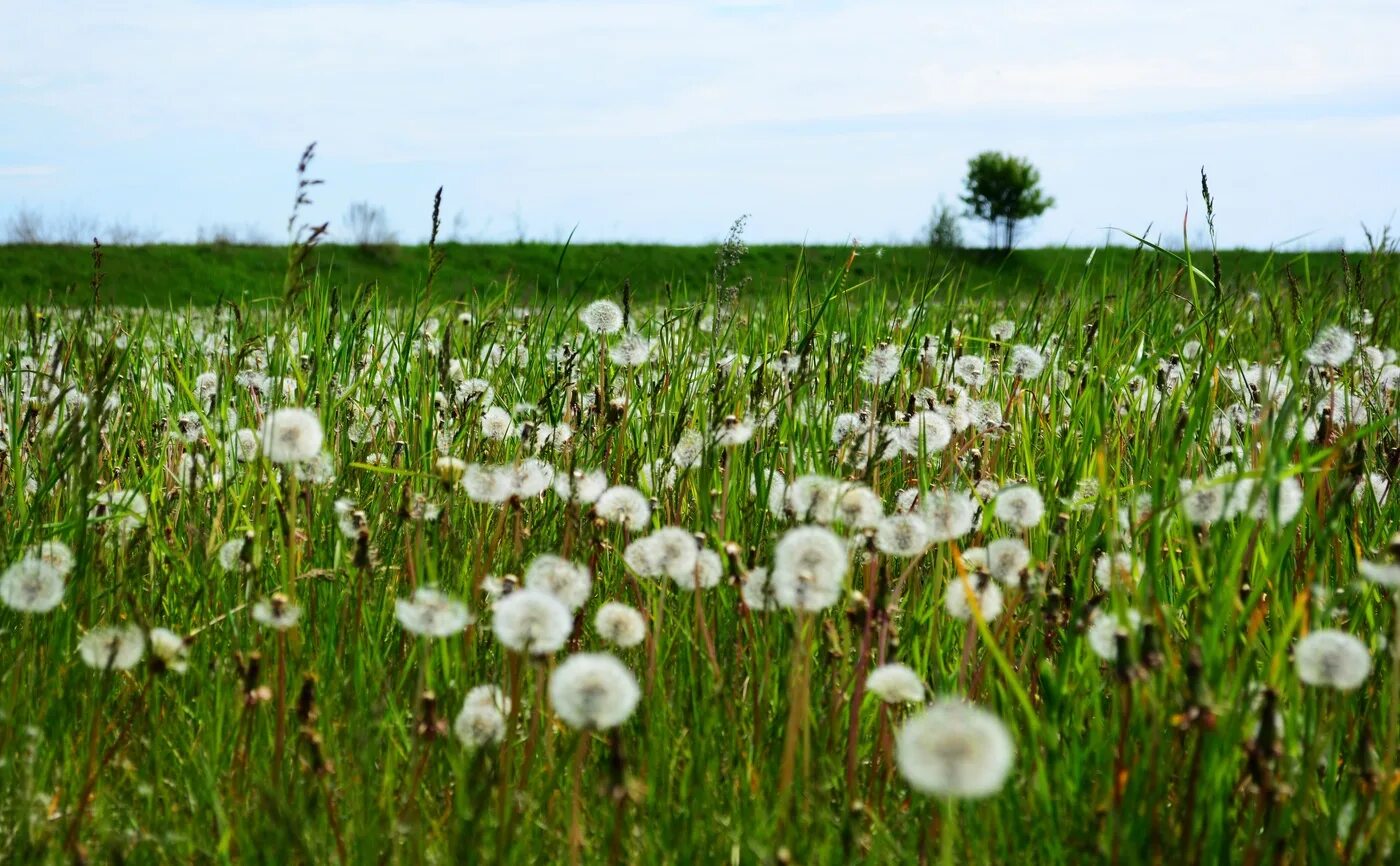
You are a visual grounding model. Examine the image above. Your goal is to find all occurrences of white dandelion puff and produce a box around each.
[1086,608,1142,661]
[609,333,654,367]
[770,525,849,612]
[24,540,73,577]
[867,663,926,704]
[895,700,1015,798]
[149,628,189,674]
[944,574,1004,622]
[1005,345,1046,380]
[994,486,1044,529]
[672,548,724,592]
[523,555,593,611]
[79,625,146,671]
[435,456,469,484]
[480,406,516,441]
[579,300,625,335]
[217,537,254,573]
[231,428,260,462]
[859,344,902,385]
[89,490,149,538]
[260,408,324,464]
[454,697,506,748]
[1295,629,1371,690]
[548,652,640,730]
[491,588,573,655]
[1303,325,1356,368]
[395,587,474,637]
[0,557,65,613]
[874,514,931,558]
[1359,559,1400,588]
[740,567,777,611]
[985,538,1031,586]
[1093,552,1142,591]
[595,485,652,531]
[922,490,978,542]
[1180,479,1227,526]
[553,468,608,505]
[594,601,647,648]
[834,484,884,529]
[252,594,302,631]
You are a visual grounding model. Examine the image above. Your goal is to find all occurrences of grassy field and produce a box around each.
[0,241,1361,306]
[1,238,1399,864]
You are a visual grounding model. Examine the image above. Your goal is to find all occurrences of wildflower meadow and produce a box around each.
[3,217,1400,864]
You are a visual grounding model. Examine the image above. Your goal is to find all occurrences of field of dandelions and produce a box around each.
[3,246,1400,865]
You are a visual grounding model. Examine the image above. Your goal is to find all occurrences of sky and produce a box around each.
[2,0,1399,248]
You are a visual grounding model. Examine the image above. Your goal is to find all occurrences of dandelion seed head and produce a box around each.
[548,652,640,730]
[463,464,512,504]
[740,567,777,611]
[867,663,925,704]
[944,574,1004,622]
[260,408,324,464]
[454,701,506,748]
[1359,559,1400,588]
[89,490,149,537]
[906,411,954,454]
[505,459,554,499]
[579,299,625,335]
[435,456,468,484]
[715,416,755,447]
[231,428,260,462]
[671,548,723,592]
[1086,608,1141,661]
[293,451,336,486]
[25,541,74,579]
[491,588,572,655]
[217,537,254,573]
[149,627,189,674]
[986,538,1031,586]
[395,587,474,637]
[993,486,1044,529]
[1295,629,1371,690]
[771,525,849,612]
[0,557,65,613]
[608,333,654,367]
[1006,345,1046,380]
[874,514,931,558]
[553,468,608,505]
[252,594,302,631]
[953,355,988,388]
[595,485,652,531]
[1304,325,1356,368]
[1181,479,1226,525]
[1093,552,1142,591]
[896,700,1015,798]
[834,484,884,529]
[859,344,902,385]
[524,555,593,611]
[671,430,705,469]
[988,320,1016,342]
[79,624,146,671]
[921,490,978,542]
[478,406,515,441]
[594,601,647,648]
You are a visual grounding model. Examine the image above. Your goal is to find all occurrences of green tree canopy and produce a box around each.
[961,152,1055,250]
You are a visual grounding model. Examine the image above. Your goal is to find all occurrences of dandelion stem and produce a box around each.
[568,733,590,866]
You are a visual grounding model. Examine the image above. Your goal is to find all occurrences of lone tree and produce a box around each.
[343,201,397,249]
[960,152,1054,250]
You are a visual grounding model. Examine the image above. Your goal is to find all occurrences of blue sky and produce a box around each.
[3,0,1398,247]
